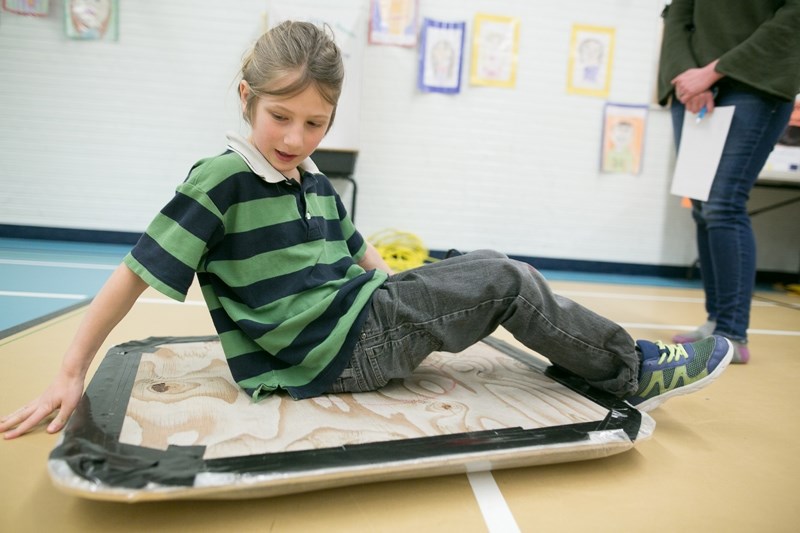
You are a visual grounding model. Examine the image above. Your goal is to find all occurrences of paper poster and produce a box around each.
[567,24,615,97]
[671,106,736,201]
[368,0,418,47]
[64,0,118,41]
[3,0,49,16]
[470,13,520,88]
[601,104,648,175]
[418,18,465,94]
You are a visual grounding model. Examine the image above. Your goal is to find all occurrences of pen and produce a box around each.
[696,86,719,124]
[696,107,707,123]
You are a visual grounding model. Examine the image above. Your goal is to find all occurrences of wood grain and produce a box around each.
[120,340,613,460]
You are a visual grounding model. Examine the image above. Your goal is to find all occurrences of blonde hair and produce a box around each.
[240,21,344,131]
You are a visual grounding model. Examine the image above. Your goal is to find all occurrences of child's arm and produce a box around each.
[0,263,148,439]
[358,242,394,275]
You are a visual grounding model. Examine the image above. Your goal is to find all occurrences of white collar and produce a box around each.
[225,131,320,183]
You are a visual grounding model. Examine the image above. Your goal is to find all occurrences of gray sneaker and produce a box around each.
[672,319,716,344]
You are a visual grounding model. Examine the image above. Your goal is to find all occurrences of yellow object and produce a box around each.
[369,229,438,272]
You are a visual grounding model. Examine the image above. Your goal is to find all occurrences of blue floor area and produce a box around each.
[0,238,130,335]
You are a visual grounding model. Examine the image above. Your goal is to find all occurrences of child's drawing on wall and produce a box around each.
[470,14,519,88]
[601,104,647,175]
[3,0,49,16]
[65,0,118,41]
[567,24,615,97]
[418,18,465,94]
[368,0,418,47]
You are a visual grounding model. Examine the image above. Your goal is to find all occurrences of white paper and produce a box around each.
[670,106,735,201]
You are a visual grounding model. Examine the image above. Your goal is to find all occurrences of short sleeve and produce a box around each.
[125,183,224,301]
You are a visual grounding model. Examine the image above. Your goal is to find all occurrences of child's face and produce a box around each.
[241,80,334,180]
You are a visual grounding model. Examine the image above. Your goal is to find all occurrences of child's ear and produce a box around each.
[238,80,250,112]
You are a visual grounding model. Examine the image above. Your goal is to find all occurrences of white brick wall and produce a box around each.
[1,0,797,272]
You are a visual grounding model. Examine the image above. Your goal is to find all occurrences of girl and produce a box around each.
[2,21,732,440]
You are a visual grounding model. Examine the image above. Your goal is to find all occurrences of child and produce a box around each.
[1,21,732,440]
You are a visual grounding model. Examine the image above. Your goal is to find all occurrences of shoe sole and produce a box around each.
[632,340,734,413]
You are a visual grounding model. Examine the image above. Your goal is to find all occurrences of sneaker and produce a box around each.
[626,335,733,412]
[672,320,716,344]
[731,340,750,364]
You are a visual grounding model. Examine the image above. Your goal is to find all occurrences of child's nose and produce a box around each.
[284,124,303,149]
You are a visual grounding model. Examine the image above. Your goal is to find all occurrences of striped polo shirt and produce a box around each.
[124,132,388,400]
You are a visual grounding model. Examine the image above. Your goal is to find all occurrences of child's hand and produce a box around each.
[1,374,85,439]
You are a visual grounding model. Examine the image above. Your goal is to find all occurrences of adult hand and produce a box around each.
[684,90,716,115]
[0,373,85,439]
[672,60,722,103]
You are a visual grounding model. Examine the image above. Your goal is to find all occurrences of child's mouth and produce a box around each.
[275,150,296,163]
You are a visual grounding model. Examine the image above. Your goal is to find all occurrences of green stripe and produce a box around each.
[176,183,224,220]
[306,193,340,220]
[185,152,249,191]
[254,291,333,351]
[224,196,299,233]
[207,241,353,288]
[146,213,208,270]
[219,329,263,358]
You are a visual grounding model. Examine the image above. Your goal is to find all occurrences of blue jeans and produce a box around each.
[328,250,639,397]
[671,82,793,341]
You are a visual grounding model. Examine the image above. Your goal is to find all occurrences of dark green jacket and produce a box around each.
[657,0,800,104]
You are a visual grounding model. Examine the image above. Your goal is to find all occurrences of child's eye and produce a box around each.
[271,113,287,121]
[307,121,323,128]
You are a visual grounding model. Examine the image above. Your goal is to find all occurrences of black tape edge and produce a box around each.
[49,336,642,490]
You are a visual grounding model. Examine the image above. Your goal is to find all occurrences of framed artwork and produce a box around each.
[64,0,118,41]
[600,103,648,175]
[368,0,418,47]
[418,18,466,94]
[469,13,520,88]
[567,24,615,98]
[2,0,49,16]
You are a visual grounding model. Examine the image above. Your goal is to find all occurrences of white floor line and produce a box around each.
[0,290,87,300]
[558,289,783,308]
[618,322,800,337]
[0,258,117,270]
[467,471,520,533]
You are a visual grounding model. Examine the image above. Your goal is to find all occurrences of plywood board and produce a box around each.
[49,336,653,502]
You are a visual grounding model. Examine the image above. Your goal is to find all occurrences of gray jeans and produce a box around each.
[328,250,640,398]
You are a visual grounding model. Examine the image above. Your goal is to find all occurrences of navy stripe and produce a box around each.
[235,318,280,339]
[205,171,287,214]
[209,217,345,262]
[208,306,238,334]
[228,350,293,385]
[346,230,364,256]
[161,192,223,246]
[130,234,195,295]
[209,256,357,309]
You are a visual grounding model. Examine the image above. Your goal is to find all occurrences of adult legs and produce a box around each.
[671,87,793,342]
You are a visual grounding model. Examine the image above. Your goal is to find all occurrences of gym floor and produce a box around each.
[1,238,799,532]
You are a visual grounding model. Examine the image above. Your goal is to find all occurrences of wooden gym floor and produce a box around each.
[1,239,799,532]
